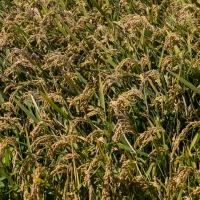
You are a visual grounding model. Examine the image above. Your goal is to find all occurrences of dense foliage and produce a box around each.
[0,0,200,199]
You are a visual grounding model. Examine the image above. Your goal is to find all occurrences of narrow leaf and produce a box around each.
[99,75,105,112]
[190,132,200,151]
[25,129,32,153]
[167,70,200,95]
[146,162,155,178]
[13,98,39,124]
[90,0,112,28]
[40,91,71,120]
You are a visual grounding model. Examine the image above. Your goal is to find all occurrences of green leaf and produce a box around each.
[99,75,105,112]
[89,0,112,28]
[0,181,5,188]
[3,0,12,7]
[13,98,39,124]
[25,129,32,153]
[0,90,9,101]
[177,187,183,200]
[146,162,155,179]
[107,57,118,68]
[190,133,200,151]
[116,142,134,152]
[59,0,66,10]
[40,91,71,120]
[144,88,156,98]
[0,169,12,182]
[0,93,4,103]
[75,70,87,84]
[89,0,107,17]
[116,142,150,158]
[58,84,77,96]
[55,15,79,44]
[158,46,164,69]
[4,148,12,167]
[167,70,200,95]
[97,141,106,163]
